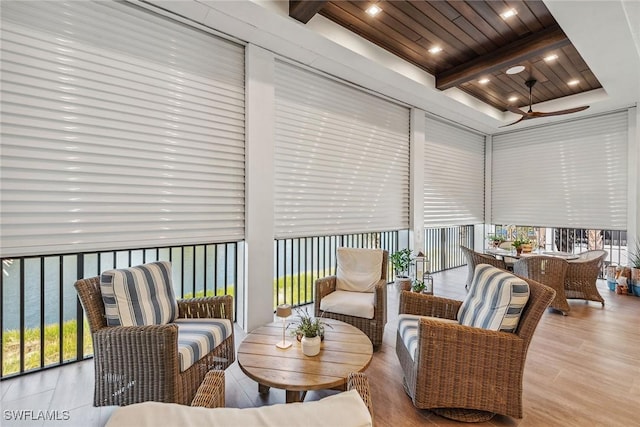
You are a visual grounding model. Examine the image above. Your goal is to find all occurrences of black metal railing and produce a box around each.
[424,225,475,272]
[0,242,242,380]
[274,231,402,308]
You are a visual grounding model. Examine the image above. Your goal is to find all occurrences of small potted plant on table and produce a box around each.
[293,308,330,356]
[390,248,413,291]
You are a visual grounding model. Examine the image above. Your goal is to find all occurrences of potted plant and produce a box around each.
[292,308,330,356]
[390,248,413,291]
[411,278,425,293]
[511,238,526,255]
[487,234,505,248]
[629,238,640,296]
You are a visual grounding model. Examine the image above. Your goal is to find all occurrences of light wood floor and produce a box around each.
[1,267,639,426]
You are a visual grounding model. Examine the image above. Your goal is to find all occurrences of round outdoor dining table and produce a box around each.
[484,248,579,261]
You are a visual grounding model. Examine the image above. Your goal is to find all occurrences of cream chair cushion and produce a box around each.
[335,248,383,293]
[319,290,375,319]
[105,389,372,427]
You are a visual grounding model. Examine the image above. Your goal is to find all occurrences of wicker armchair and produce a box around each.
[514,256,570,315]
[396,277,555,421]
[460,245,507,289]
[564,250,607,305]
[315,249,388,347]
[75,277,235,407]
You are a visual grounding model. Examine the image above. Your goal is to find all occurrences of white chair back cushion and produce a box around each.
[458,264,530,332]
[336,248,383,293]
[319,290,375,319]
[101,261,178,327]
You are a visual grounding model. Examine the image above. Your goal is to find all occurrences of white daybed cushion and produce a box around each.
[320,290,375,319]
[397,313,458,361]
[105,389,372,427]
[335,247,383,293]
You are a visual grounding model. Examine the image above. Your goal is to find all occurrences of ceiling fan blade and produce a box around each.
[505,105,528,116]
[499,115,529,128]
[529,106,590,118]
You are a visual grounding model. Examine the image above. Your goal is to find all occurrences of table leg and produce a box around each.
[285,390,307,403]
[258,383,270,395]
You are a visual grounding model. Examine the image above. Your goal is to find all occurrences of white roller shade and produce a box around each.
[273,62,410,238]
[492,111,628,229]
[424,116,485,226]
[0,1,245,257]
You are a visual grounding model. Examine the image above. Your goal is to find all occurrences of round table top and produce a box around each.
[237,317,373,392]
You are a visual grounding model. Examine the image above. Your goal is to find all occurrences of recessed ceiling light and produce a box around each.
[506,65,525,75]
[479,78,490,84]
[508,96,519,102]
[544,54,559,62]
[500,9,517,19]
[366,4,382,17]
[568,79,580,86]
[428,46,443,54]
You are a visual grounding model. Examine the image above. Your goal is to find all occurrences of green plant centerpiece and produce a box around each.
[512,237,531,254]
[292,308,330,340]
[292,308,331,356]
[487,234,505,247]
[390,248,413,291]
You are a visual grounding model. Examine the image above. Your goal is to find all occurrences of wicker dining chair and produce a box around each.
[75,276,235,407]
[514,256,570,315]
[564,250,608,305]
[396,270,555,422]
[315,248,388,347]
[460,245,507,289]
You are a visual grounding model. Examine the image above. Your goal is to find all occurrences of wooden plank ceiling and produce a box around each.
[289,0,601,112]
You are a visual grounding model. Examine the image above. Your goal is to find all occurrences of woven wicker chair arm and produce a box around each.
[314,276,337,317]
[347,372,373,417]
[399,291,461,320]
[178,295,233,320]
[190,370,225,408]
[416,319,524,368]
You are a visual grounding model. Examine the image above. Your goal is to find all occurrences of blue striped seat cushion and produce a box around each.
[397,314,458,361]
[458,264,530,332]
[101,261,178,327]
[176,318,233,372]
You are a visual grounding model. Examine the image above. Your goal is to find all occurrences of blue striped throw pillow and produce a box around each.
[458,264,529,332]
[101,261,178,327]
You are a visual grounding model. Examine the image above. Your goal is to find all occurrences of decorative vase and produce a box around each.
[394,276,412,292]
[631,267,640,285]
[301,335,321,356]
[515,247,523,256]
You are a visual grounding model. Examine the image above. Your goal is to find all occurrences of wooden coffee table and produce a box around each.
[237,318,373,403]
